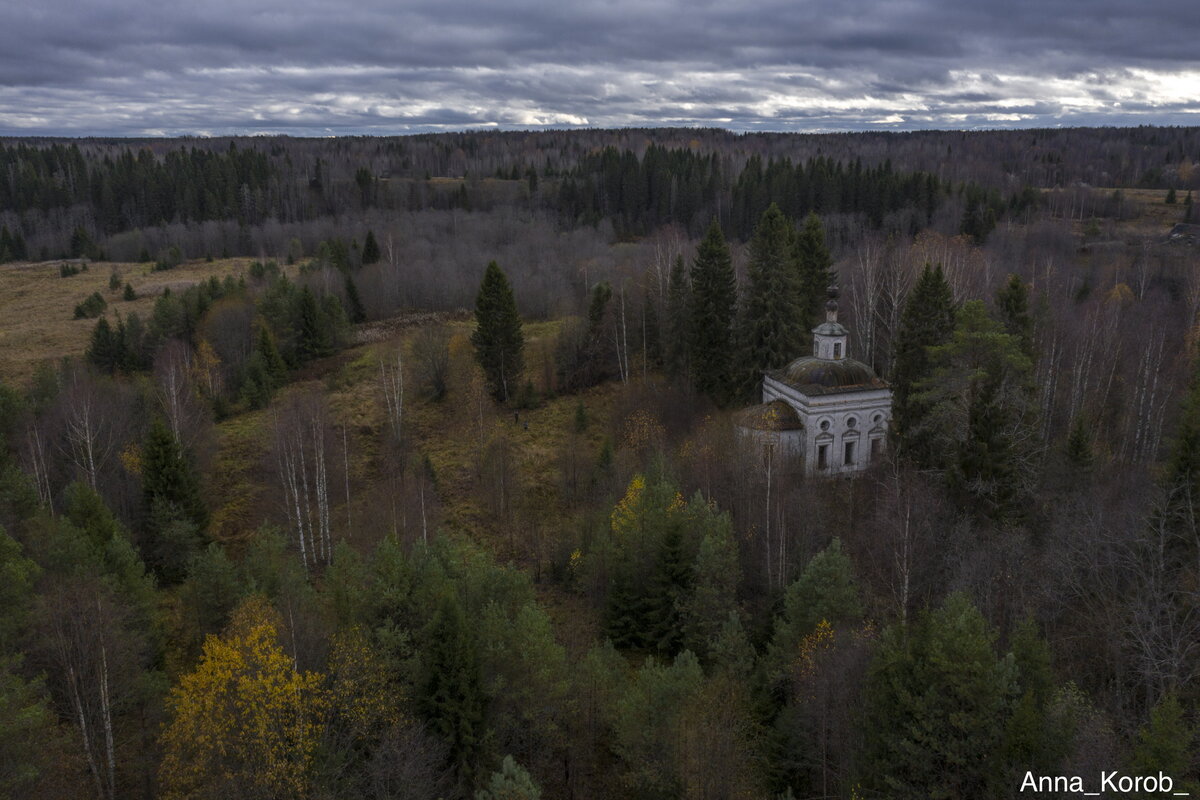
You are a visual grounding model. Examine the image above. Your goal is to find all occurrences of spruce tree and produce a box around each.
[1166,187,1178,205]
[361,230,381,265]
[419,593,485,788]
[925,301,1033,521]
[663,256,690,381]
[738,203,804,395]
[644,526,691,655]
[889,263,956,467]
[688,220,737,403]
[343,274,366,323]
[1128,693,1194,781]
[642,287,662,369]
[296,286,332,362]
[142,418,208,532]
[86,317,120,373]
[996,273,1034,360]
[862,594,1015,798]
[794,212,835,335]
[1065,414,1094,472]
[471,261,525,403]
[141,418,207,580]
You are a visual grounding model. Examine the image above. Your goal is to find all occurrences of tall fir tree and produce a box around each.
[793,212,836,336]
[689,220,737,403]
[663,255,691,381]
[419,592,486,790]
[471,261,525,403]
[889,263,956,467]
[738,203,804,396]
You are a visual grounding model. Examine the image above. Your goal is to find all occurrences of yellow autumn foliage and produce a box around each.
[610,474,647,536]
[159,597,327,800]
[327,626,403,741]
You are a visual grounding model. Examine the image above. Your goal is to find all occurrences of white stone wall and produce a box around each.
[763,376,892,475]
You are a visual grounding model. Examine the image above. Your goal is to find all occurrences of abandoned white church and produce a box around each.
[737,287,892,475]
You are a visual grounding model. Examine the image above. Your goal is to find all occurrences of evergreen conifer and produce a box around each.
[890,263,956,466]
[738,203,804,395]
[361,230,381,265]
[794,212,835,335]
[664,256,691,381]
[471,261,525,403]
[689,220,737,403]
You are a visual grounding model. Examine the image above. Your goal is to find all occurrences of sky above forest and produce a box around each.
[2,0,1198,137]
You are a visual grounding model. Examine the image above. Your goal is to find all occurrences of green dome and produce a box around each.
[777,356,885,395]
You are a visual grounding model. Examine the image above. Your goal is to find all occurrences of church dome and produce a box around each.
[775,356,886,395]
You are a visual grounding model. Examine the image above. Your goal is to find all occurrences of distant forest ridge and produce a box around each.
[0,126,1197,261]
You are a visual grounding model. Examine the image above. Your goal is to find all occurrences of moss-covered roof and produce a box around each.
[770,356,888,396]
[735,399,804,431]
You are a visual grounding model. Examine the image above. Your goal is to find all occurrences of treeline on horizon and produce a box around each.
[1,125,1198,262]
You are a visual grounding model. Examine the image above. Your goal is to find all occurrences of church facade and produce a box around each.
[738,289,892,476]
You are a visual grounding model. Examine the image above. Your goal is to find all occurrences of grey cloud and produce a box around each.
[0,0,1196,135]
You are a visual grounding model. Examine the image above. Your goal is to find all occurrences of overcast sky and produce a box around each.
[1,0,1197,136]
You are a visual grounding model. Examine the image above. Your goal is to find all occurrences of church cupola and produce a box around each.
[812,285,849,361]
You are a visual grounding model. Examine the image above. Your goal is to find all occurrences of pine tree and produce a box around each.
[123,282,136,301]
[739,203,804,395]
[472,261,525,403]
[1166,187,1178,205]
[889,263,956,467]
[1185,190,1194,222]
[996,274,1034,360]
[663,256,690,381]
[689,220,737,403]
[794,212,835,335]
[361,230,381,265]
[419,593,486,789]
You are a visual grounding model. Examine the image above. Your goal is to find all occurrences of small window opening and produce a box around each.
[833,342,842,359]
[871,438,882,459]
[818,444,828,469]
[844,441,855,466]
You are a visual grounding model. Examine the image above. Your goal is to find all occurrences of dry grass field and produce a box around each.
[0,257,259,385]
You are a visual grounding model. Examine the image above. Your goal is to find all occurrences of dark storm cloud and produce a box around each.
[0,0,1196,135]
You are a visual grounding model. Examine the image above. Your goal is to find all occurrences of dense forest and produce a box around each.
[1,126,1199,799]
